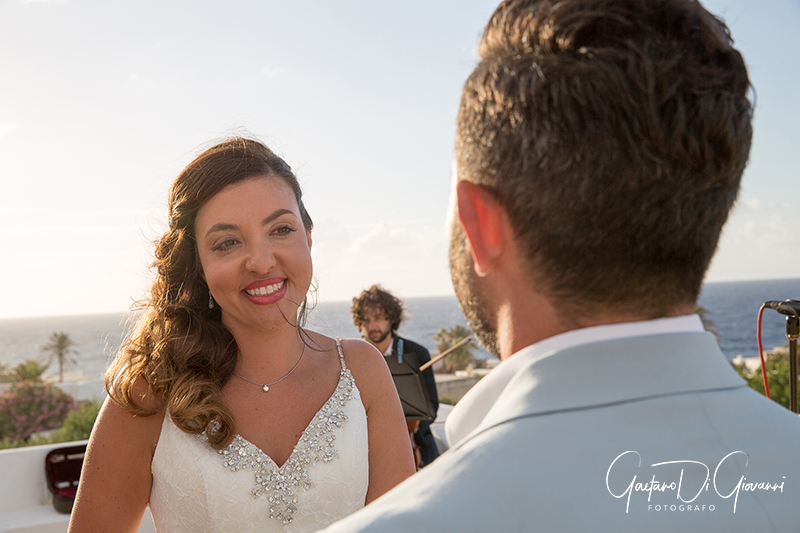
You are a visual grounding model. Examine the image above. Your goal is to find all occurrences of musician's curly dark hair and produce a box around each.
[351,285,405,333]
[104,136,313,450]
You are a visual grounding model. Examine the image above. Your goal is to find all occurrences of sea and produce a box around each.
[1,278,799,382]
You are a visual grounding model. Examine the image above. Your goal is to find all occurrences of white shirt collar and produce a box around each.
[444,314,705,447]
[382,334,395,357]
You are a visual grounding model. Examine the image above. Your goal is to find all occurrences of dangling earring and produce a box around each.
[209,290,215,309]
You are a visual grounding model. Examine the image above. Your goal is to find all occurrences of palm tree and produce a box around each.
[0,362,13,383]
[12,359,50,382]
[40,332,79,383]
[433,325,476,373]
[0,363,14,383]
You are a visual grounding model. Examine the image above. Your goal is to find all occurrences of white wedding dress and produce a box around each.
[149,340,369,532]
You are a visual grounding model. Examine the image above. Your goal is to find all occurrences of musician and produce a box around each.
[351,285,439,467]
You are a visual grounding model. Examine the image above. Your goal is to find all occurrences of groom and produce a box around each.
[325,0,800,530]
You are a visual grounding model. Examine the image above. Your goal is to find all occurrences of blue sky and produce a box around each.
[0,0,798,318]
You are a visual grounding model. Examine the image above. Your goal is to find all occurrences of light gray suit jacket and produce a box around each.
[324,332,800,532]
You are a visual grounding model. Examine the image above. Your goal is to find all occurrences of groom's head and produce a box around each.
[449,0,752,353]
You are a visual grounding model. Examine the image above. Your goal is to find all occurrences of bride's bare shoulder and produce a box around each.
[302,331,379,360]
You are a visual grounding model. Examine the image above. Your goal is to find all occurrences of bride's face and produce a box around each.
[194,175,313,334]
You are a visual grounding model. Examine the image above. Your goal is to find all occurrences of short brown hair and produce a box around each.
[351,285,405,332]
[456,0,752,317]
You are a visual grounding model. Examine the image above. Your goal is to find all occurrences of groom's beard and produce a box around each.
[448,221,500,358]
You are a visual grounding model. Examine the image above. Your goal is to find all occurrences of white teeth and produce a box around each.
[245,281,284,297]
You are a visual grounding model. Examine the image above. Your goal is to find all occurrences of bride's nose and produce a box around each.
[244,241,276,274]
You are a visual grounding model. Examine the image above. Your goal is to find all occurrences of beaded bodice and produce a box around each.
[149,340,369,532]
[211,362,356,524]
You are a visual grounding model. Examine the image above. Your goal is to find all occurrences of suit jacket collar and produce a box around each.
[445,315,706,446]
[460,332,746,448]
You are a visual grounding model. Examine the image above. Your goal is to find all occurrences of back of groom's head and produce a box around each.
[455,0,752,318]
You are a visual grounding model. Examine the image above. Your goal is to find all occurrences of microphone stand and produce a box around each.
[764,300,800,413]
[788,314,799,414]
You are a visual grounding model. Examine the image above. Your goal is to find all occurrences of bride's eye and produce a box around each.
[213,238,238,252]
[273,224,297,237]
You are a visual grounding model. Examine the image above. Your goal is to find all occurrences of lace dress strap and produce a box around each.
[335,338,346,370]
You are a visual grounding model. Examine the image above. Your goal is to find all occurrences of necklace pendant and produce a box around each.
[263,385,270,392]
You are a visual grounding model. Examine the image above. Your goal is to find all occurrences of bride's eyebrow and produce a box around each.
[205,222,238,236]
[204,209,295,237]
[260,209,294,227]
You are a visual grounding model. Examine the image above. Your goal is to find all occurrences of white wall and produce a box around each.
[0,441,154,533]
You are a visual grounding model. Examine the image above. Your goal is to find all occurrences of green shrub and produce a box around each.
[50,399,102,442]
[733,346,793,410]
[0,436,25,449]
[0,398,102,449]
[0,381,76,442]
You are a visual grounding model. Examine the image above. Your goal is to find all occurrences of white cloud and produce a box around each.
[765,215,799,246]
[262,66,286,78]
[724,214,799,248]
[311,218,452,303]
[0,218,151,318]
[736,197,791,212]
[0,223,140,236]
[0,208,151,235]
[706,211,800,282]
[0,207,29,215]
[0,124,16,138]
[73,208,150,219]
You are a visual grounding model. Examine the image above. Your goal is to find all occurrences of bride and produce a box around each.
[69,137,415,532]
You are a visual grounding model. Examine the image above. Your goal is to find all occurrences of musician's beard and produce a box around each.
[367,328,391,345]
[449,222,500,358]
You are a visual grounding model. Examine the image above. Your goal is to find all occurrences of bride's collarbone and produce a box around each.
[224,351,342,465]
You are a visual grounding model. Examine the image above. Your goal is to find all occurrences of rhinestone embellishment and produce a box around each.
[204,367,355,525]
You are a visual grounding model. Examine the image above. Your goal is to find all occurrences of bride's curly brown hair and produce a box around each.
[105,137,314,449]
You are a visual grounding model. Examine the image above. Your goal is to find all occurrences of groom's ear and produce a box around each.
[455,180,508,276]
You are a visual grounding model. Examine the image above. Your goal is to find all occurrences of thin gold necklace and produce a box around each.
[232,343,306,392]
